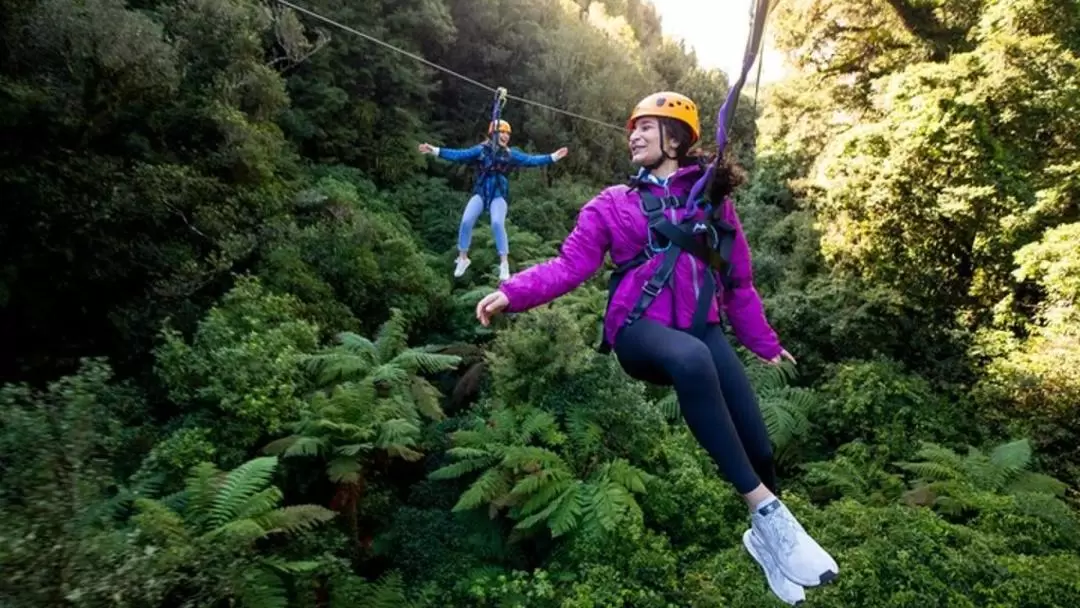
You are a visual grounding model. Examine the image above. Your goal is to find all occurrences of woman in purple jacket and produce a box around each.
[473,92,838,604]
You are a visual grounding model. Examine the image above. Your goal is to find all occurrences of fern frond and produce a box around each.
[509,467,572,500]
[261,557,323,575]
[132,497,189,544]
[334,443,373,457]
[264,435,325,458]
[515,475,575,518]
[1008,472,1069,496]
[449,429,488,447]
[565,406,603,458]
[602,458,651,493]
[911,442,965,470]
[390,349,461,374]
[256,505,337,536]
[234,486,285,520]
[410,378,446,421]
[184,461,224,529]
[205,517,269,546]
[547,481,586,537]
[656,392,680,421]
[759,391,811,449]
[745,361,797,391]
[376,418,420,449]
[514,492,563,531]
[588,480,635,533]
[519,409,559,443]
[428,456,496,480]
[328,381,379,415]
[989,438,1033,477]
[301,353,375,386]
[337,331,378,360]
[370,363,409,386]
[453,468,510,512]
[375,308,409,363]
[326,457,362,484]
[236,565,288,608]
[896,461,961,482]
[209,457,279,530]
[385,443,424,462]
[500,446,568,473]
[365,570,410,608]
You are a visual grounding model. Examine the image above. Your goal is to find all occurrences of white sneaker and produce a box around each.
[453,258,471,278]
[743,528,806,606]
[751,498,839,587]
[498,260,510,281]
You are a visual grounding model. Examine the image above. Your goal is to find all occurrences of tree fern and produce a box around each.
[375,308,410,365]
[256,504,337,536]
[431,406,650,539]
[130,457,336,608]
[895,438,1075,529]
[236,567,288,608]
[209,456,280,529]
[329,570,416,608]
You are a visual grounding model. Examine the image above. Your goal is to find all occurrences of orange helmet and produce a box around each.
[488,119,512,135]
[626,92,700,144]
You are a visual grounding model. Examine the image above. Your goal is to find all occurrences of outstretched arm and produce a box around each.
[719,199,785,362]
[509,146,569,168]
[499,190,611,312]
[418,143,485,164]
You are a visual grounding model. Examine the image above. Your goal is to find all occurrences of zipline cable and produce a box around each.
[688,0,774,207]
[275,0,627,133]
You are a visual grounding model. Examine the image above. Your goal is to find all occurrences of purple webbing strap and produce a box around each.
[488,90,503,153]
[687,0,773,209]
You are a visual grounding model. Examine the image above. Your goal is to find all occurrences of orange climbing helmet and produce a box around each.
[626,91,700,144]
[488,119,512,135]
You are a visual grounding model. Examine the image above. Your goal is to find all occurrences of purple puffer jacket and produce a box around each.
[499,163,784,361]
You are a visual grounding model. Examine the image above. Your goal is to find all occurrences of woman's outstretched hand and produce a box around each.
[552,147,569,160]
[417,143,435,155]
[763,349,796,366]
[476,290,509,326]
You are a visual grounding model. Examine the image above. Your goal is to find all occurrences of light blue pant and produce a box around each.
[457,194,508,255]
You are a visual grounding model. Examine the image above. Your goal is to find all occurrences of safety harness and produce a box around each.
[471,87,514,208]
[597,174,739,353]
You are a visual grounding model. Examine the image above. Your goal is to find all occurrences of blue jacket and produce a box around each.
[435,143,557,203]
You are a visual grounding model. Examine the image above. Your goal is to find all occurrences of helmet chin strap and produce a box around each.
[643,122,679,172]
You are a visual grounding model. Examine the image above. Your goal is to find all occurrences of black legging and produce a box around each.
[613,319,778,495]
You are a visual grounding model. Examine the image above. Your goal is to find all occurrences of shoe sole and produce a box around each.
[743,530,806,606]
[749,529,840,588]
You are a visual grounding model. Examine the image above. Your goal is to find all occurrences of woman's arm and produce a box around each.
[509,146,568,168]
[418,143,485,164]
[719,199,785,361]
[499,190,612,312]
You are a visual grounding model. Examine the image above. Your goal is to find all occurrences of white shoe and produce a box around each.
[751,498,839,587]
[498,260,510,281]
[743,528,806,606]
[453,258,471,277]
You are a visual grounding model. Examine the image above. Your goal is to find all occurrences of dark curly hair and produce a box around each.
[706,149,747,204]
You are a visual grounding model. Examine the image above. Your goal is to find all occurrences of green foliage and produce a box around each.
[430,405,652,539]
[266,309,459,490]
[895,439,1080,552]
[811,358,974,462]
[154,275,319,465]
[130,456,337,608]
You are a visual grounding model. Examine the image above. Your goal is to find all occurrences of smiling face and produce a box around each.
[498,131,510,146]
[628,116,680,166]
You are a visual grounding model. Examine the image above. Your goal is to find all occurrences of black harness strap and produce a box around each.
[597,183,739,354]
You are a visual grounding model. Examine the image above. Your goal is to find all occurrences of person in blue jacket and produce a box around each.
[419,119,569,281]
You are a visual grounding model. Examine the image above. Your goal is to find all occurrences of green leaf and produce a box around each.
[327,457,361,483]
